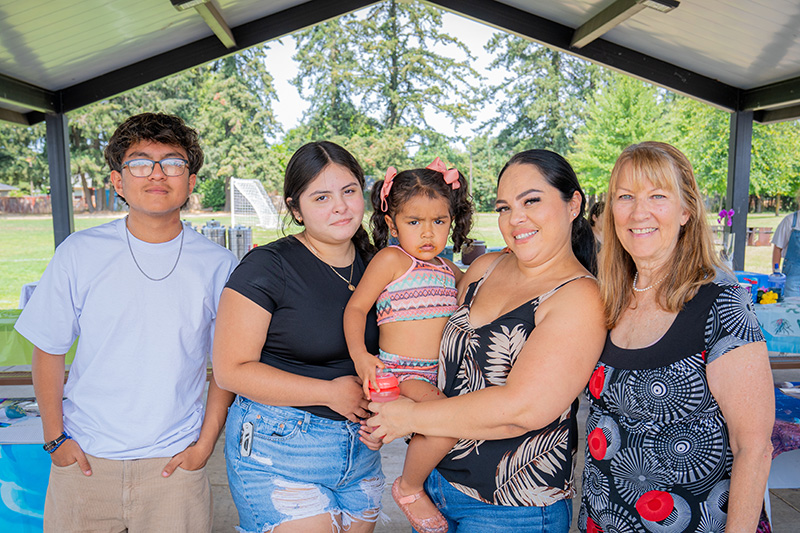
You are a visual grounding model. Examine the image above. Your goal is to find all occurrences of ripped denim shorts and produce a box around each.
[225,396,385,533]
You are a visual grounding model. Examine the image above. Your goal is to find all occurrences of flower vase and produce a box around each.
[720,232,735,269]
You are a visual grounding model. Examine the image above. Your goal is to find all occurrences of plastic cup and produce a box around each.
[369,371,400,402]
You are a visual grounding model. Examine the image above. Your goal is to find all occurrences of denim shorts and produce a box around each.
[225,396,385,533]
[420,468,573,533]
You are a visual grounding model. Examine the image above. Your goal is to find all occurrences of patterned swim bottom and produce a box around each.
[378,349,438,386]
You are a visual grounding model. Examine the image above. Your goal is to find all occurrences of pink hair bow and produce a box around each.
[717,209,735,226]
[380,166,397,212]
[426,157,461,190]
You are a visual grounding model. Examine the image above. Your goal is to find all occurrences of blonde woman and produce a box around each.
[580,142,774,533]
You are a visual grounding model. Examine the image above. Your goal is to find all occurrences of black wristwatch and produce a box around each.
[43,432,70,453]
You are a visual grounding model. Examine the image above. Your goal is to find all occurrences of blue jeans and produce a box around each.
[418,469,573,533]
[225,396,384,533]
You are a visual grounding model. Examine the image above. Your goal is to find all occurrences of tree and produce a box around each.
[61,47,281,210]
[751,119,800,212]
[484,34,603,155]
[570,75,672,195]
[291,17,378,139]
[667,97,729,199]
[0,122,48,193]
[292,0,479,137]
[191,49,282,205]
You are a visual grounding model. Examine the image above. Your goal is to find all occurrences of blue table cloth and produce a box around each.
[754,302,800,353]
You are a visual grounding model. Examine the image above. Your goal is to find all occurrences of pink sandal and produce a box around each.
[392,477,448,533]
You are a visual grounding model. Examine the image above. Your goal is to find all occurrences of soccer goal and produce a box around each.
[230,178,280,229]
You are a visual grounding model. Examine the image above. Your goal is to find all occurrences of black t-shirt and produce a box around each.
[225,235,379,420]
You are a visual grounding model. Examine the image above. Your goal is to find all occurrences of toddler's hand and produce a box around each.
[353,353,385,399]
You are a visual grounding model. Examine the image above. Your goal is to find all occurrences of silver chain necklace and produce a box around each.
[125,216,184,282]
[633,271,666,293]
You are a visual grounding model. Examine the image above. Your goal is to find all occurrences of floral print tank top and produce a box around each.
[436,255,592,506]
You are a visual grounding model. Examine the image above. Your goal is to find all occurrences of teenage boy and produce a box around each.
[15,113,238,532]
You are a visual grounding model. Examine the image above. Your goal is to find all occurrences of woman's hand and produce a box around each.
[353,352,385,398]
[327,375,371,423]
[358,423,384,451]
[366,395,416,443]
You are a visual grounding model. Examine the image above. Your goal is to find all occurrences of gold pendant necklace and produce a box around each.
[302,234,355,291]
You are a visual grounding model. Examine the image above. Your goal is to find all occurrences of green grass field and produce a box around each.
[0,210,788,308]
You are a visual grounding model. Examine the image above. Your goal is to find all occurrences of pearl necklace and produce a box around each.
[302,234,355,291]
[633,272,666,293]
[125,216,184,282]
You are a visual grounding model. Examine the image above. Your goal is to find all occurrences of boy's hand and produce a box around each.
[162,440,213,477]
[51,439,93,476]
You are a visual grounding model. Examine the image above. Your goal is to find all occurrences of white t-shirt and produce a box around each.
[15,218,237,459]
[771,210,800,257]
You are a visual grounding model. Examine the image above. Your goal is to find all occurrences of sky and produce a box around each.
[259,10,506,148]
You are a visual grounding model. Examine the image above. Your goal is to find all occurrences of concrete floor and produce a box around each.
[209,391,800,532]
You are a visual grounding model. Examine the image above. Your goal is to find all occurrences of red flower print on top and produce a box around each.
[636,490,674,522]
[586,516,603,533]
[589,365,605,398]
[588,427,608,461]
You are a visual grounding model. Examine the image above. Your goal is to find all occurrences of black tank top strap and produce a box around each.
[464,252,509,305]
[538,274,595,304]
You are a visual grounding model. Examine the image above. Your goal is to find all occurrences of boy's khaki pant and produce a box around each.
[44,454,212,533]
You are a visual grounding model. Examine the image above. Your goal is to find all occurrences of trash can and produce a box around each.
[461,240,486,265]
[227,225,252,260]
[201,220,226,248]
[756,227,773,246]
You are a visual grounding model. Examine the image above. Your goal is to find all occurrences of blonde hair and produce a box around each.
[598,142,720,329]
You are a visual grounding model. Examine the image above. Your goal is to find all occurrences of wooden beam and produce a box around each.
[0,108,30,125]
[741,76,800,112]
[571,0,645,49]
[45,114,75,247]
[195,2,237,49]
[726,110,753,271]
[754,104,800,124]
[0,73,57,114]
[41,0,377,122]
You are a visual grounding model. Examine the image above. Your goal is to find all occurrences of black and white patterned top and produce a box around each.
[435,261,591,507]
[578,281,765,533]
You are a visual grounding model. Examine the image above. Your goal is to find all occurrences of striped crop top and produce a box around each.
[376,246,458,326]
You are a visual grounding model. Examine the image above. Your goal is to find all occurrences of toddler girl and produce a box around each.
[344,158,473,533]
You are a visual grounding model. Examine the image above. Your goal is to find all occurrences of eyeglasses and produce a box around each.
[121,158,189,177]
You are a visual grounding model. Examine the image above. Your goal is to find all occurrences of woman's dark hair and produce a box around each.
[283,141,376,261]
[588,201,605,227]
[498,150,596,274]
[370,167,474,252]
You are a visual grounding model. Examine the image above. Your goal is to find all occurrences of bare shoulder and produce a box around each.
[458,252,506,292]
[540,273,603,322]
[440,256,464,282]
[465,252,505,280]
[371,246,413,275]
[554,274,600,302]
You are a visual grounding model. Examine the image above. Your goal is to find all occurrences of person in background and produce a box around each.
[213,141,385,533]
[368,149,606,532]
[772,188,800,297]
[588,200,605,248]
[15,113,238,532]
[580,141,773,533]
